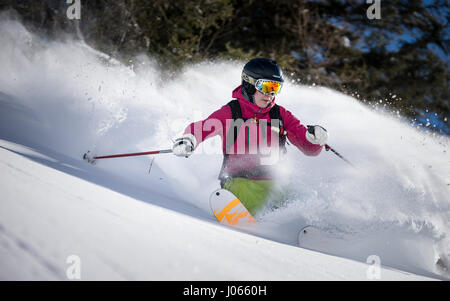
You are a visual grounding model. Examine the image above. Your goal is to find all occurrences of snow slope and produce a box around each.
[0,140,436,280]
[0,13,449,280]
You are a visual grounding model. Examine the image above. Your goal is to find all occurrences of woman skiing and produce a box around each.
[172,58,328,215]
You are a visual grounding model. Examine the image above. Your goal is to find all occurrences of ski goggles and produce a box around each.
[255,79,283,95]
[242,73,283,95]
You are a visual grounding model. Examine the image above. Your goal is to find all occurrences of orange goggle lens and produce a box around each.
[255,80,282,95]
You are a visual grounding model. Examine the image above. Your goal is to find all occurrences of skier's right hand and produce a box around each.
[172,133,197,158]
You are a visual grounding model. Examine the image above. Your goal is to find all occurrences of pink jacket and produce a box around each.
[184,85,323,179]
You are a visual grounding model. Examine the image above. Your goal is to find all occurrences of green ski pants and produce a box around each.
[223,177,287,216]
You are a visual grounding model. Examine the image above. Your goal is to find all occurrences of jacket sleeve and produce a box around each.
[183,104,231,150]
[280,107,323,156]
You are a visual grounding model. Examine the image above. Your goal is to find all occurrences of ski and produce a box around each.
[209,189,256,226]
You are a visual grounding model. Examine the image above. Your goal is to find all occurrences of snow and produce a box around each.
[0,141,436,280]
[0,13,449,280]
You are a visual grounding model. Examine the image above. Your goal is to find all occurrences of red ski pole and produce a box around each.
[83,149,172,164]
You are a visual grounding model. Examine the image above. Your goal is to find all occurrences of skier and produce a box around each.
[172,58,328,215]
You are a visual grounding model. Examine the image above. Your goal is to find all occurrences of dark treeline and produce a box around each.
[1,0,448,134]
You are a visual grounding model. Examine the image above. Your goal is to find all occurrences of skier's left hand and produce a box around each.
[306,125,328,146]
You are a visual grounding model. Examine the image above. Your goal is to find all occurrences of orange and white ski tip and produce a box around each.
[213,198,256,226]
[209,189,255,226]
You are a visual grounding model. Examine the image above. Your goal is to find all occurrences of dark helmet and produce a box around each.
[241,58,284,102]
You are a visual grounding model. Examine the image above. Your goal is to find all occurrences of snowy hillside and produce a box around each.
[0,14,449,280]
[0,140,438,280]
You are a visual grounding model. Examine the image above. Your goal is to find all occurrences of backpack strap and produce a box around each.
[218,100,241,187]
[228,99,243,120]
[268,104,287,154]
[226,99,244,154]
